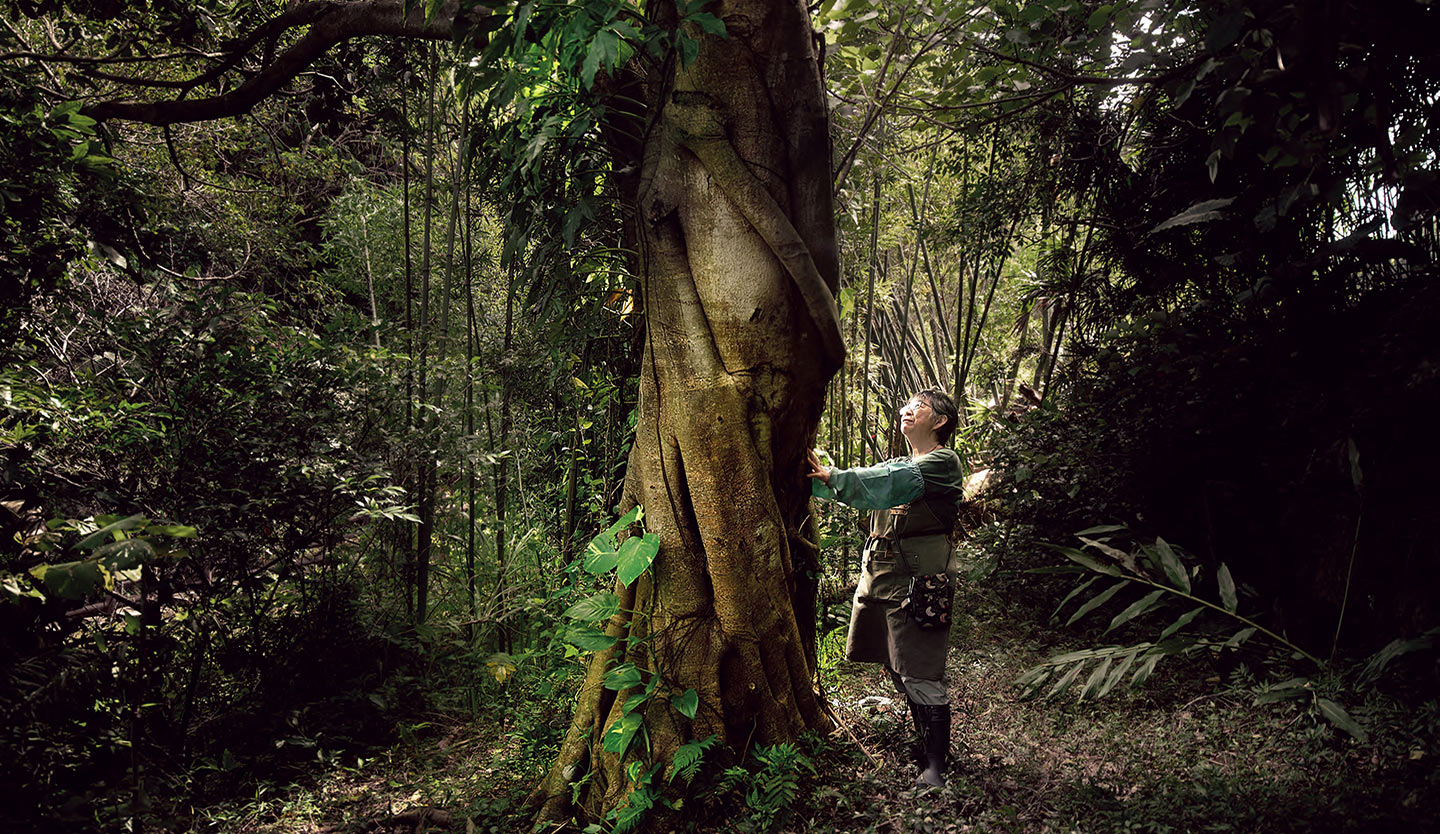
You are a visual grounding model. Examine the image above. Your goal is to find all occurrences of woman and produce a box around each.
[808,388,966,787]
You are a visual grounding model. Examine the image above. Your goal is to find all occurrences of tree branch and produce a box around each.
[83,0,472,125]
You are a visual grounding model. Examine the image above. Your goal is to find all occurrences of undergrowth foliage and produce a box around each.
[716,742,817,834]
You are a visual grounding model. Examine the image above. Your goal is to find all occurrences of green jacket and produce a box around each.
[814,447,966,680]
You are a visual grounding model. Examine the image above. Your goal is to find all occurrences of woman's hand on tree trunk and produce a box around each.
[806,449,832,484]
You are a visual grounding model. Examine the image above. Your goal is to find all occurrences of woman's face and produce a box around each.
[899,397,944,445]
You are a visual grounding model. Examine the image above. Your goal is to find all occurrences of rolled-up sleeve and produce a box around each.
[811,459,924,509]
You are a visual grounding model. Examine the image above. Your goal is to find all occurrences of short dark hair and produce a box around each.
[914,388,959,445]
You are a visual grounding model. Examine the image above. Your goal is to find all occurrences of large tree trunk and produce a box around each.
[530,0,843,824]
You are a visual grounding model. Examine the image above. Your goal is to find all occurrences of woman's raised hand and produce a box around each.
[806,449,831,484]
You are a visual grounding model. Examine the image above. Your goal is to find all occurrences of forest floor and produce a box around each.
[191,582,1440,834]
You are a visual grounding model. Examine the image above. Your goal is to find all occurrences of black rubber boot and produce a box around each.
[905,700,925,766]
[915,703,949,788]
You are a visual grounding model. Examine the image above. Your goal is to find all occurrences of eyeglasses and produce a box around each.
[900,400,932,413]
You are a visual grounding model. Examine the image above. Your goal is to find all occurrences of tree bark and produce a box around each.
[529,1,842,824]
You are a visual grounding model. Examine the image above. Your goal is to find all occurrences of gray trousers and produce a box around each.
[887,665,947,706]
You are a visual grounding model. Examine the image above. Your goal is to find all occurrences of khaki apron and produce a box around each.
[844,497,957,680]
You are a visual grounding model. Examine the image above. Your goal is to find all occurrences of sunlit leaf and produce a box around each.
[564,625,618,652]
[486,653,517,684]
[29,559,106,599]
[616,533,659,587]
[583,546,619,575]
[602,712,644,754]
[74,514,145,551]
[1078,536,1130,562]
[603,662,644,691]
[147,524,198,538]
[565,591,619,621]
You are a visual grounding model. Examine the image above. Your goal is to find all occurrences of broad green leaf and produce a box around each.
[581,29,618,89]
[687,11,728,37]
[1075,524,1127,536]
[1159,606,1206,641]
[604,662,644,691]
[1105,589,1166,634]
[1317,698,1368,743]
[1152,537,1191,593]
[1171,74,1197,108]
[1065,579,1129,626]
[1223,627,1257,649]
[30,559,107,599]
[1150,198,1234,233]
[671,688,699,720]
[147,524,197,538]
[1217,563,1238,612]
[74,514,146,551]
[611,505,643,533]
[583,547,619,575]
[1362,632,1437,683]
[563,625,618,652]
[565,592,620,621]
[1254,678,1310,704]
[586,505,643,566]
[617,533,659,587]
[622,691,649,715]
[677,31,699,67]
[602,712,644,754]
[1204,8,1247,53]
[92,538,155,566]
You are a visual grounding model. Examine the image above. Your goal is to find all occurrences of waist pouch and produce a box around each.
[870,534,953,631]
[899,572,952,630]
